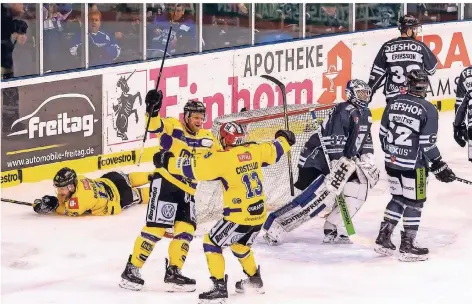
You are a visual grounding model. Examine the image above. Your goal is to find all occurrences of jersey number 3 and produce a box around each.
[242,172,263,199]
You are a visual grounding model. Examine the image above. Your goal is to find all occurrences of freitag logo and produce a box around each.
[6,93,99,139]
[98,151,136,169]
[1,170,23,186]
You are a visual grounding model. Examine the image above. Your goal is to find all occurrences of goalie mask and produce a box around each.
[218,122,247,148]
[345,79,372,109]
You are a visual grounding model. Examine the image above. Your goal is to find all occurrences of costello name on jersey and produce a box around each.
[236,162,259,174]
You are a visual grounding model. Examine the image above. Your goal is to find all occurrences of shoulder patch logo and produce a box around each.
[237,152,252,162]
[81,179,91,190]
[201,138,213,148]
[68,197,79,209]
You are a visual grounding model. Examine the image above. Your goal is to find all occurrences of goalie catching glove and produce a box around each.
[33,195,59,214]
[355,153,380,189]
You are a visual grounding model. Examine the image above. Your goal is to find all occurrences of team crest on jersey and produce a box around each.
[237,152,252,162]
[81,179,91,190]
[68,198,79,209]
[353,116,359,124]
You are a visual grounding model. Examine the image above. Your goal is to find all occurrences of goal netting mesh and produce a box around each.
[195,103,334,224]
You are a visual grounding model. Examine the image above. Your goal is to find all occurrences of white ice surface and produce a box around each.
[1,112,472,304]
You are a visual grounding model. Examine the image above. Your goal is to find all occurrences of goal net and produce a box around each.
[195,103,334,224]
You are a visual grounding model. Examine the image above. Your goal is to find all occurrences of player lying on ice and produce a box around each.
[262,79,380,245]
[153,121,295,304]
[32,168,152,216]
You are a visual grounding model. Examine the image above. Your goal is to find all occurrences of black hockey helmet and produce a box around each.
[406,69,429,98]
[53,167,78,188]
[398,14,421,37]
[183,99,206,122]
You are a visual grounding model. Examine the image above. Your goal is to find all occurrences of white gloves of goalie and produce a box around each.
[355,153,380,189]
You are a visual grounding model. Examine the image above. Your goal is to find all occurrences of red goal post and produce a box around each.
[195,103,335,224]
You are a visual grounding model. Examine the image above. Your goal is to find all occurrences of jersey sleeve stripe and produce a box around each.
[182,163,196,180]
[273,140,285,162]
[149,119,165,133]
[213,177,229,190]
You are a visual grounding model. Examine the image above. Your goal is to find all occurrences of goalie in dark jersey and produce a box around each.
[263,79,380,245]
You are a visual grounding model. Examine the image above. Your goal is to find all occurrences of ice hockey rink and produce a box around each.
[2,111,472,304]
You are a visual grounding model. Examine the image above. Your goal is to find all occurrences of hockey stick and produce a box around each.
[455,176,472,185]
[1,198,32,206]
[137,5,177,166]
[260,75,295,196]
[311,110,356,236]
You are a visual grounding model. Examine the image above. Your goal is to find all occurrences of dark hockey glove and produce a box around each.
[453,123,467,147]
[145,89,163,117]
[275,130,296,146]
[430,158,456,183]
[153,150,174,169]
[33,195,59,214]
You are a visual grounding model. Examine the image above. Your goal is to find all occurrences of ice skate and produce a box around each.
[119,255,144,291]
[163,258,196,292]
[398,230,429,262]
[198,275,228,304]
[235,266,265,294]
[263,232,279,246]
[374,221,396,256]
[322,229,352,244]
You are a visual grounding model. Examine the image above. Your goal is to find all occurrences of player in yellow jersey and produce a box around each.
[154,121,295,303]
[120,89,221,292]
[32,167,151,216]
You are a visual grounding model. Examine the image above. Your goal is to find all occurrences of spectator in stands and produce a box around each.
[111,4,141,63]
[148,3,196,58]
[1,3,28,80]
[202,3,250,51]
[42,4,73,73]
[1,3,28,137]
[70,10,121,67]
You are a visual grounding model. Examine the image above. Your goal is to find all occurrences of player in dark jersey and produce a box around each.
[453,65,472,162]
[263,79,380,245]
[375,69,456,262]
[368,15,438,104]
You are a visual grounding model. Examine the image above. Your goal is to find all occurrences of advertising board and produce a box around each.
[1,76,103,171]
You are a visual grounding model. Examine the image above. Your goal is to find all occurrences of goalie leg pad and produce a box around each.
[325,179,368,226]
[263,175,335,243]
